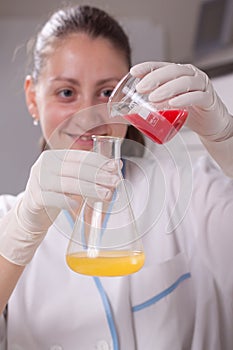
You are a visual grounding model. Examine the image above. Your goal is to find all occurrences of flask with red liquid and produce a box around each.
[108,72,188,144]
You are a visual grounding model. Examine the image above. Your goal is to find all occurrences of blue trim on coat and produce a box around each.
[132,272,191,312]
[93,277,119,350]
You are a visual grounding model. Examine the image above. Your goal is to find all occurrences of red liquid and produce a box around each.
[124,109,188,144]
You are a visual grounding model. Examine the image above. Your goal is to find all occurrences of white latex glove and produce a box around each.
[130,61,233,176]
[130,61,233,140]
[0,150,119,265]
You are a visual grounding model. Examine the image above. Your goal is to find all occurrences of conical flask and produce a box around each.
[66,135,145,277]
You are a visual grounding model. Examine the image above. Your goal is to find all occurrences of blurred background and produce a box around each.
[1,0,233,194]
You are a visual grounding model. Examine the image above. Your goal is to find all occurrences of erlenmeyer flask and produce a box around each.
[66,135,145,276]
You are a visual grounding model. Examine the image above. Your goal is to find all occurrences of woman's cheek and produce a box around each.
[39,107,62,140]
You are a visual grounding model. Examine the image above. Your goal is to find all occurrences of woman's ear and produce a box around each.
[24,75,39,124]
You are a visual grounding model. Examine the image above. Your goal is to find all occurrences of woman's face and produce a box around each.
[25,33,129,150]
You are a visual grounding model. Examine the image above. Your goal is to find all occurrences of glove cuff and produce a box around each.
[188,94,233,142]
[200,135,233,178]
[0,201,47,266]
[204,93,233,142]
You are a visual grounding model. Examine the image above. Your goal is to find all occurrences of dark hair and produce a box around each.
[31,5,145,149]
[32,5,131,82]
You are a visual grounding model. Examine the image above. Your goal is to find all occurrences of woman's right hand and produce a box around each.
[0,149,119,265]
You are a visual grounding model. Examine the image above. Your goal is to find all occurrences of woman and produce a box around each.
[0,5,233,350]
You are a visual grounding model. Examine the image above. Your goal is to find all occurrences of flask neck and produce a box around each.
[92,135,122,159]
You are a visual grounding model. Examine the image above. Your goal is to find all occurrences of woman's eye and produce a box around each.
[101,89,113,99]
[59,89,74,98]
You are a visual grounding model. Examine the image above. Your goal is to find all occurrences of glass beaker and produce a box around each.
[108,72,188,144]
[66,135,145,277]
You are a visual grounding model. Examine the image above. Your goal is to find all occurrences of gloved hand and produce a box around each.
[0,150,119,265]
[130,61,233,177]
[130,61,233,141]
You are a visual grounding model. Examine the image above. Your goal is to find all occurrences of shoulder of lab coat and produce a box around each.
[0,192,24,217]
[0,193,23,350]
[187,155,233,291]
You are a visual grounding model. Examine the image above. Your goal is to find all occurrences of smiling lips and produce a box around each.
[67,132,107,141]
[65,132,109,149]
[65,123,110,143]
[63,121,111,148]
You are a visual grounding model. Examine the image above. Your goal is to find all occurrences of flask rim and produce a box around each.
[91,135,123,142]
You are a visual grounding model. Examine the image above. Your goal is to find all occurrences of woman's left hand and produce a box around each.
[130,61,233,142]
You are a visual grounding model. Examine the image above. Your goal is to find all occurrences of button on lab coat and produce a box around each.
[1,155,233,349]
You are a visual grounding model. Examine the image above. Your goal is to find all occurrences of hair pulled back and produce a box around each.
[32,5,131,82]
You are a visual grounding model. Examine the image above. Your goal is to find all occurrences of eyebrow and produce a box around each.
[96,77,120,86]
[50,77,80,86]
[50,76,120,86]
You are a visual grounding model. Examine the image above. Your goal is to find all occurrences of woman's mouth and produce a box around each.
[67,132,108,140]
[65,131,109,148]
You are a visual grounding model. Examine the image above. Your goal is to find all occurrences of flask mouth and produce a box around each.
[91,135,123,141]
[91,135,123,160]
[109,73,132,104]
[108,73,136,118]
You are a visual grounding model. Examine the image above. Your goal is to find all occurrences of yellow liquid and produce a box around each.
[66,250,145,277]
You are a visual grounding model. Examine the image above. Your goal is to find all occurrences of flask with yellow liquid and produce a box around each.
[66,135,145,277]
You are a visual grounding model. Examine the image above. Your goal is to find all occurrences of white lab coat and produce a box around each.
[0,154,233,350]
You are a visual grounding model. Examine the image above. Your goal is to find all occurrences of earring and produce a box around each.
[32,114,39,126]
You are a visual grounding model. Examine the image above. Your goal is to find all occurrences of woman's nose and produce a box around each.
[72,99,109,132]
[78,95,96,111]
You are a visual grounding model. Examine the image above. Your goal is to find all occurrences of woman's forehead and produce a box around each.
[39,34,129,82]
